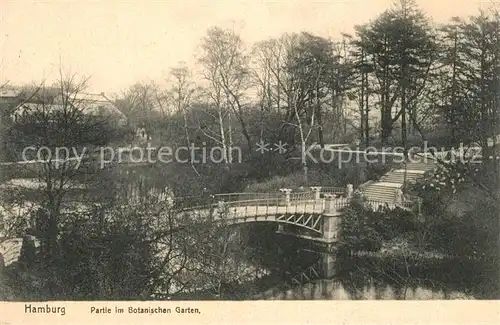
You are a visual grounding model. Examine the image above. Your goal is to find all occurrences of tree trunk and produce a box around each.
[228,110,233,164]
[360,86,365,144]
[316,86,324,148]
[218,106,228,164]
[364,76,370,147]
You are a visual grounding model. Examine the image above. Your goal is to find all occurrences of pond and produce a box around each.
[232,224,495,300]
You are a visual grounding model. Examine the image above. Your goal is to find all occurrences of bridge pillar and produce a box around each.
[319,253,337,278]
[323,194,335,214]
[216,201,226,215]
[345,184,353,198]
[322,215,341,242]
[310,187,322,200]
[279,188,292,207]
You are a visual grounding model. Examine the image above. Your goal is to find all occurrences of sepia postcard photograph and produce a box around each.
[0,0,499,324]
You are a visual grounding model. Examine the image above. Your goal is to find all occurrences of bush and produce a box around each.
[339,195,383,253]
[244,168,346,193]
[370,208,419,241]
[365,162,393,181]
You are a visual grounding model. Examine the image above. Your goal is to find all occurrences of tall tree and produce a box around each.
[199,27,253,160]
[350,37,374,146]
[167,63,198,147]
[355,0,438,146]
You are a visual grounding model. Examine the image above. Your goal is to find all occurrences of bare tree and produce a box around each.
[5,70,120,275]
[167,63,198,147]
[198,27,253,161]
[116,81,165,131]
[182,207,251,298]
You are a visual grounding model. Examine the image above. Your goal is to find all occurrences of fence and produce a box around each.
[363,200,418,212]
[319,187,345,196]
[222,198,328,217]
[221,198,284,209]
[214,192,284,203]
[290,191,315,202]
[166,185,419,216]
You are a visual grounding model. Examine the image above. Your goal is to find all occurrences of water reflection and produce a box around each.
[254,279,473,300]
[242,224,479,300]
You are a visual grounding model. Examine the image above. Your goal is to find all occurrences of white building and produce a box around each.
[9,91,127,125]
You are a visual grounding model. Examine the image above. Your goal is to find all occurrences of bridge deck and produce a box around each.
[181,199,347,219]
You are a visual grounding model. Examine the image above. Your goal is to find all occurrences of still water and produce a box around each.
[254,279,472,300]
[236,224,493,300]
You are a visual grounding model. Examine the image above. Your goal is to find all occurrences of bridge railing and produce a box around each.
[333,197,350,210]
[172,195,219,211]
[214,192,284,203]
[173,190,353,215]
[324,196,350,214]
[319,187,345,196]
[290,191,315,202]
[365,200,396,210]
[363,200,418,211]
[222,198,328,218]
[221,197,285,208]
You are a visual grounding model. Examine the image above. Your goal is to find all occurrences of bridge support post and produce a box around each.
[324,194,335,214]
[216,201,226,216]
[310,186,322,200]
[322,215,341,242]
[280,188,292,207]
[345,184,353,199]
[320,253,337,278]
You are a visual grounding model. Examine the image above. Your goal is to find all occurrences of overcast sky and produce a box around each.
[0,0,493,95]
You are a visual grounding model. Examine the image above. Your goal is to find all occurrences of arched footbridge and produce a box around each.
[173,186,418,246]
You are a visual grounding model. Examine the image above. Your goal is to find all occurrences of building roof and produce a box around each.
[12,92,127,123]
[0,89,19,98]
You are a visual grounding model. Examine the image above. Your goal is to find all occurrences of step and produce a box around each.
[379,178,404,184]
[363,188,399,202]
[380,174,422,183]
[363,188,398,196]
[363,189,397,195]
[363,189,399,196]
[382,172,423,178]
[404,167,433,173]
[363,195,396,203]
[405,163,434,169]
[364,184,399,190]
[392,169,427,174]
[363,191,396,198]
[369,182,403,188]
[364,192,396,198]
[364,182,402,189]
[361,181,402,203]
[403,168,432,173]
[363,190,396,196]
[382,172,422,178]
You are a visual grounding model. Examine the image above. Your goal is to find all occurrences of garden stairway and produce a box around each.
[361,158,435,204]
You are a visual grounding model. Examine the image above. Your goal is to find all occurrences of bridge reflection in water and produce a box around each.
[255,278,473,300]
[252,252,474,300]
